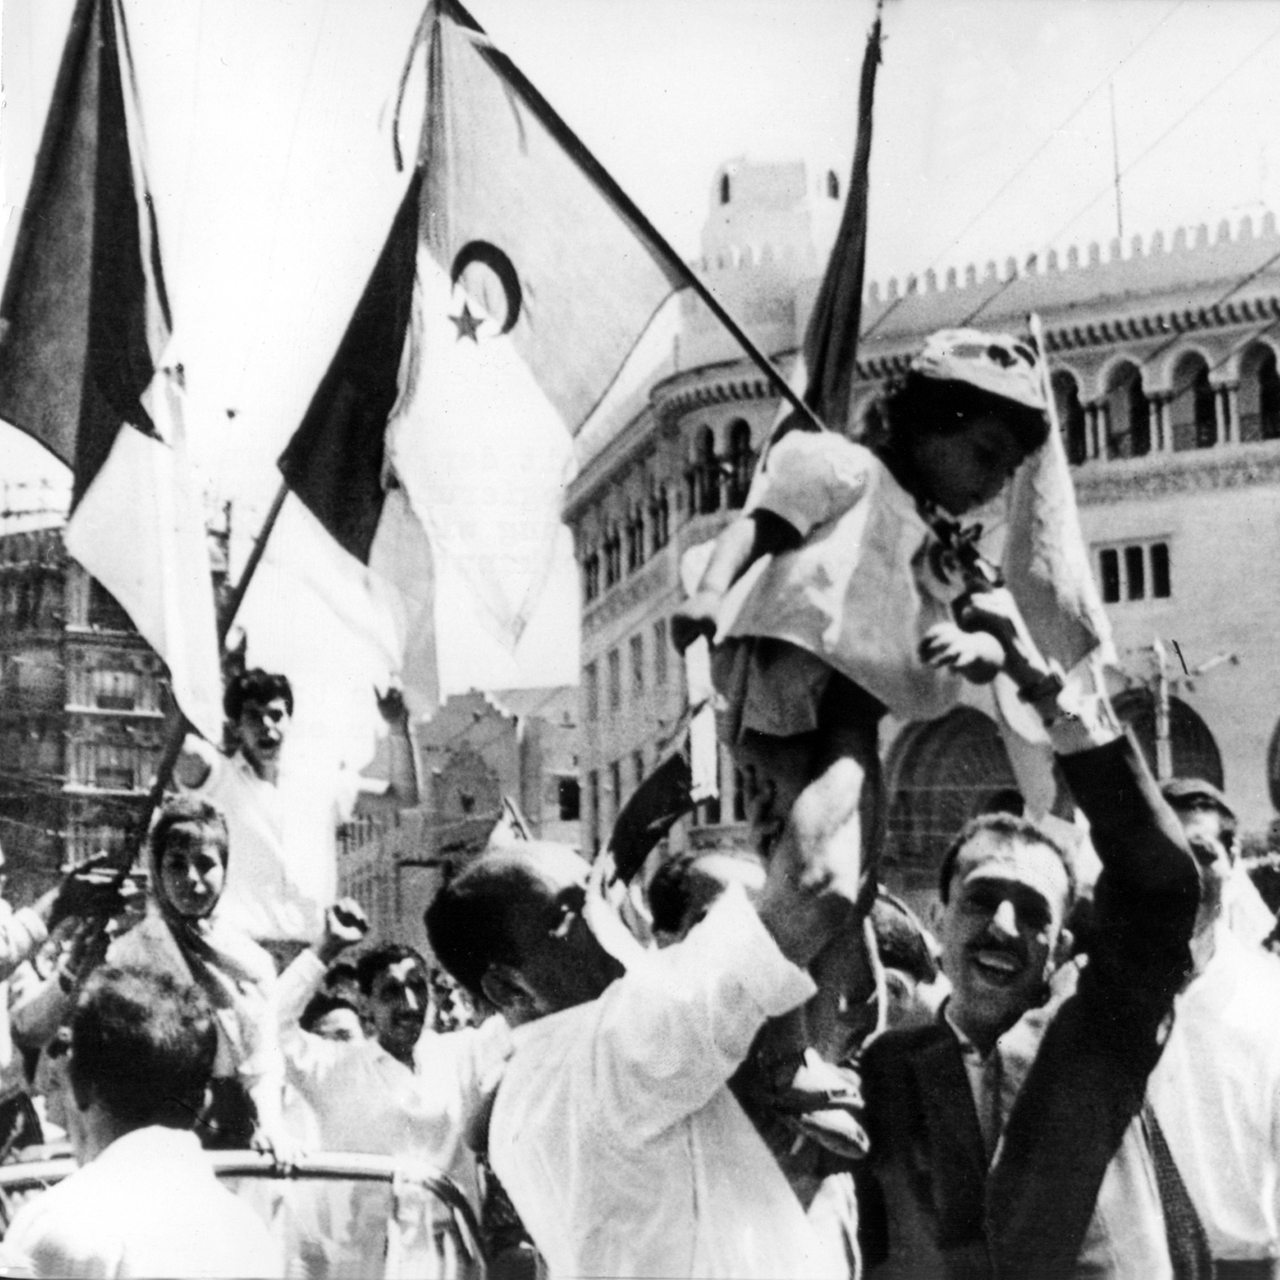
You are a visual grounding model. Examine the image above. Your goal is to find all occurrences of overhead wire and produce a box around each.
[860,0,1189,345]
[958,15,1280,333]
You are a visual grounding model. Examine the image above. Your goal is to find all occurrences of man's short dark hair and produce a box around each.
[300,991,362,1033]
[149,797,228,867]
[937,812,1076,907]
[323,958,360,992]
[223,668,293,722]
[871,890,940,984]
[68,966,217,1130]
[646,854,700,935]
[1161,777,1237,853]
[424,855,546,1002]
[355,944,425,996]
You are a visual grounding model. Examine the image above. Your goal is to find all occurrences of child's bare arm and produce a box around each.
[672,511,801,653]
[918,623,1005,684]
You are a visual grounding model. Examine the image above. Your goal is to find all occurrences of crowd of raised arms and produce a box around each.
[0,330,1278,1280]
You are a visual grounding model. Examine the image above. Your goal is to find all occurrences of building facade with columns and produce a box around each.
[0,523,169,902]
[564,155,1280,902]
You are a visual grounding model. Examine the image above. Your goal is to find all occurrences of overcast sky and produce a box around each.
[2,0,1279,696]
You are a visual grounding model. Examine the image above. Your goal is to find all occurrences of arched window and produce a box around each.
[1103,361,1150,459]
[625,507,645,573]
[826,170,840,200]
[881,707,1018,879]
[649,485,670,551]
[726,420,754,507]
[1170,352,1216,451]
[1238,342,1280,442]
[1052,370,1087,465]
[604,530,622,588]
[696,427,721,515]
[719,173,731,205]
[1111,689,1223,786]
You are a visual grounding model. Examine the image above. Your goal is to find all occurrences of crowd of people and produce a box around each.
[0,328,1276,1279]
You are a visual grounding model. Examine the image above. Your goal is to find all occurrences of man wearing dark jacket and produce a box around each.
[861,591,1201,1278]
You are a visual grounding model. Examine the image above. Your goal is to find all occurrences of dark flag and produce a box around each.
[802,2,883,433]
[0,0,221,738]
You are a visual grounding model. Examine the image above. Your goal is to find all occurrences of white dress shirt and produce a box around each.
[1150,923,1280,1260]
[187,748,358,945]
[2,1126,277,1278]
[948,981,1173,1280]
[277,950,510,1215]
[490,884,846,1279]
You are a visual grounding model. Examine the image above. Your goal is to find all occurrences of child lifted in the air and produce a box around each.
[672,329,1056,1126]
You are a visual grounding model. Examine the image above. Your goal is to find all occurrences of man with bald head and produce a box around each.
[425,837,853,1278]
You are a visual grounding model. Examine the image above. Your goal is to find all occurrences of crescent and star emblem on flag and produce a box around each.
[448,240,522,343]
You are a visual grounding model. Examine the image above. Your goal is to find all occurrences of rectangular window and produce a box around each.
[630,635,644,699]
[609,761,622,829]
[584,662,598,721]
[1100,548,1120,604]
[87,581,132,631]
[653,620,668,685]
[607,650,621,711]
[557,776,580,822]
[1124,545,1145,601]
[587,770,599,855]
[92,669,138,711]
[1097,540,1170,604]
[1151,542,1171,599]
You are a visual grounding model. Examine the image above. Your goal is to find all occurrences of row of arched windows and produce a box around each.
[582,419,764,607]
[1053,341,1280,465]
[685,421,755,516]
[582,487,673,604]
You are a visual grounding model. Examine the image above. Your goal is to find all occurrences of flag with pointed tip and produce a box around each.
[0,0,222,742]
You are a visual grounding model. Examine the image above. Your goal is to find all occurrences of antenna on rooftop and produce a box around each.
[1109,80,1124,242]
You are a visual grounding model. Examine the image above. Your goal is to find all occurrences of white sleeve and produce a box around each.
[589,885,815,1144]
[274,949,346,1100]
[275,948,327,1030]
[0,909,47,983]
[416,1016,513,1146]
[747,431,868,538]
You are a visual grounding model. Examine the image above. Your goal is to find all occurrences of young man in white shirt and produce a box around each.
[276,904,510,1221]
[4,966,276,1278]
[175,669,418,964]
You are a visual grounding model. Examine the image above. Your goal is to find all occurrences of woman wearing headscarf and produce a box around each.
[18,797,282,1149]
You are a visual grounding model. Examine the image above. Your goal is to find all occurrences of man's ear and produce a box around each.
[1051,926,1074,970]
[928,898,946,935]
[68,1068,92,1116]
[480,964,537,1022]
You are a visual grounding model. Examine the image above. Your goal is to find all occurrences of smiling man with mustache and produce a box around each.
[859,588,1202,1279]
[935,815,1075,1061]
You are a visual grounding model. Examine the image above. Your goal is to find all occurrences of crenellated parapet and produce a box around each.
[860,212,1280,346]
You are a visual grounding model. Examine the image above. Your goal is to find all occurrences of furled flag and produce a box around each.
[798,0,883,436]
[278,0,688,684]
[0,0,223,742]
